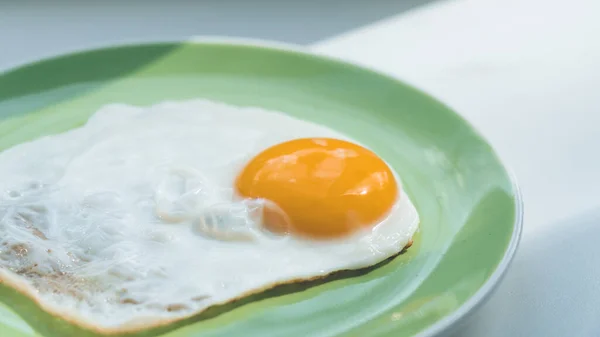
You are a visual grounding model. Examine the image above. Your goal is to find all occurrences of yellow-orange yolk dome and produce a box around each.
[235,138,399,239]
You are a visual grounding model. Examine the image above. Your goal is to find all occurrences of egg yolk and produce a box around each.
[235,138,399,239]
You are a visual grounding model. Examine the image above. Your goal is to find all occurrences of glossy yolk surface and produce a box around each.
[235,138,399,239]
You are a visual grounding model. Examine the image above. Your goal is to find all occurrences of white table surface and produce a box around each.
[0,0,432,70]
[312,0,600,336]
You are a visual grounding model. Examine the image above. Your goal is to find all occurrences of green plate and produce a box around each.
[0,40,522,337]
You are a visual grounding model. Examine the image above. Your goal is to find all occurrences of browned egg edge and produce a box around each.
[0,239,414,336]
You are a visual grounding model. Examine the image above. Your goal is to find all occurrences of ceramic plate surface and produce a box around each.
[0,40,521,337]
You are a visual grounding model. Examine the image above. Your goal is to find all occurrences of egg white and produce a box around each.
[0,100,419,332]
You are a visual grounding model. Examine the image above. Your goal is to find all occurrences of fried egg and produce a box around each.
[0,100,419,333]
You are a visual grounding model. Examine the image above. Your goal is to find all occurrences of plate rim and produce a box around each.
[0,36,524,337]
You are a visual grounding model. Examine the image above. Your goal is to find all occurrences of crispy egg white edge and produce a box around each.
[0,239,417,335]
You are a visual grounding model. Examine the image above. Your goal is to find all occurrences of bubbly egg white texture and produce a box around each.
[0,100,419,332]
